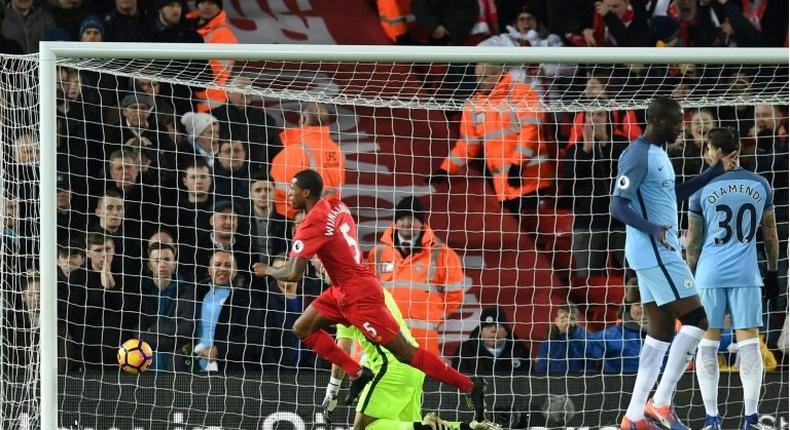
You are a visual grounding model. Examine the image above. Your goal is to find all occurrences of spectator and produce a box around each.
[78,14,104,42]
[430,63,553,230]
[190,250,263,372]
[103,0,156,42]
[566,71,643,147]
[367,196,464,355]
[375,0,417,44]
[480,6,561,48]
[454,306,530,375]
[176,157,214,271]
[411,0,478,45]
[88,188,144,276]
[6,271,74,372]
[78,233,129,366]
[246,171,289,264]
[187,199,252,282]
[137,242,197,371]
[545,0,595,44]
[561,110,629,277]
[57,239,86,282]
[56,174,86,242]
[213,139,250,200]
[48,0,88,40]
[534,304,587,374]
[147,228,177,255]
[260,255,321,368]
[585,279,647,373]
[744,104,789,263]
[102,148,171,239]
[696,0,761,47]
[1,0,56,53]
[105,93,172,152]
[667,108,717,180]
[760,0,788,47]
[209,76,282,167]
[270,102,345,217]
[180,111,221,168]
[151,0,203,44]
[651,15,680,47]
[185,0,238,112]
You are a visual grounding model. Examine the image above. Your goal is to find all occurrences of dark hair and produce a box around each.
[294,169,323,199]
[86,232,113,248]
[148,241,177,258]
[182,156,210,175]
[707,127,740,154]
[646,97,682,124]
[58,239,86,258]
[249,169,271,184]
[97,188,123,205]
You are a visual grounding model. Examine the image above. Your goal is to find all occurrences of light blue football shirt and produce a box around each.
[689,167,773,288]
[613,137,685,270]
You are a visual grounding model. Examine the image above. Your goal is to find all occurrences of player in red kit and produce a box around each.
[252,169,488,423]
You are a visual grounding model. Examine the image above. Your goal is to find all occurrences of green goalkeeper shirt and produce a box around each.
[336,289,419,375]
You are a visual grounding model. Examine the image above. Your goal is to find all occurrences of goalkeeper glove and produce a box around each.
[427,169,449,186]
[322,377,342,425]
[763,270,779,304]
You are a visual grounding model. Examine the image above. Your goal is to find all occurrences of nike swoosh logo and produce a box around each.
[658,166,664,171]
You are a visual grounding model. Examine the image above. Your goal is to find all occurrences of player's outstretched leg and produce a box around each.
[293,306,364,378]
[384,334,488,422]
[363,414,502,430]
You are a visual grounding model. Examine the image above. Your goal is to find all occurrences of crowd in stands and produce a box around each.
[0,0,788,376]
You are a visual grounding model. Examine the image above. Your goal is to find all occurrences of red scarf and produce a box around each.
[473,0,499,36]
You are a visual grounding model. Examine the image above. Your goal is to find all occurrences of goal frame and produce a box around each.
[38,42,788,429]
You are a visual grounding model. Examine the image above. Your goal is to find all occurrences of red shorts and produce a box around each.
[310,285,401,344]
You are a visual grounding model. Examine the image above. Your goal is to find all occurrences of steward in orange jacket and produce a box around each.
[188,0,238,112]
[367,197,465,355]
[430,63,554,209]
[377,0,415,43]
[270,103,345,217]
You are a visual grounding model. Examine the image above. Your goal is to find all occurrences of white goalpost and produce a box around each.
[14,43,788,429]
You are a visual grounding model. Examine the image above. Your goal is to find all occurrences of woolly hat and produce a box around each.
[479,306,509,328]
[394,196,425,223]
[181,112,218,141]
[79,15,105,38]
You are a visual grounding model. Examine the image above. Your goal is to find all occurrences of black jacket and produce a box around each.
[454,329,531,375]
[209,103,282,168]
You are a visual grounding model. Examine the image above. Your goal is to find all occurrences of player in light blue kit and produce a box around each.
[686,128,780,430]
[610,98,735,430]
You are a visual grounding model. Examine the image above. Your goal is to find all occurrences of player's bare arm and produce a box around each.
[685,216,705,273]
[252,257,309,282]
[762,209,779,271]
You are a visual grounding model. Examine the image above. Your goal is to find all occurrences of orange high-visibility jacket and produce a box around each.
[188,10,238,112]
[271,125,346,217]
[440,74,554,202]
[368,224,465,354]
[377,0,414,42]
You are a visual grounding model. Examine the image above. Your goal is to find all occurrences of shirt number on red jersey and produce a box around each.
[339,222,362,264]
[362,322,378,338]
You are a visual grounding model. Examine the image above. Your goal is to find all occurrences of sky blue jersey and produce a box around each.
[689,167,773,288]
[613,137,685,270]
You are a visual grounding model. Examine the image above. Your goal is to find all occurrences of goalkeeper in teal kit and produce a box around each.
[609,98,735,430]
[685,128,779,430]
[321,288,500,430]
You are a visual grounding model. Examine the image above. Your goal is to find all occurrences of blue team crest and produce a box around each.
[683,278,694,289]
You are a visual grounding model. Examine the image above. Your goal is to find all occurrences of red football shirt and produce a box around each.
[290,196,379,294]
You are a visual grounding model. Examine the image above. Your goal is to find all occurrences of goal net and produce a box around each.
[3,46,789,429]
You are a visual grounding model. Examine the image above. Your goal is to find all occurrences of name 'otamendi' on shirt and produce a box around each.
[689,167,773,289]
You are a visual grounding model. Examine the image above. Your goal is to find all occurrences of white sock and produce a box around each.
[738,337,763,416]
[695,338,721,417]
[625,336,671,421]
[653,325,705,407]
